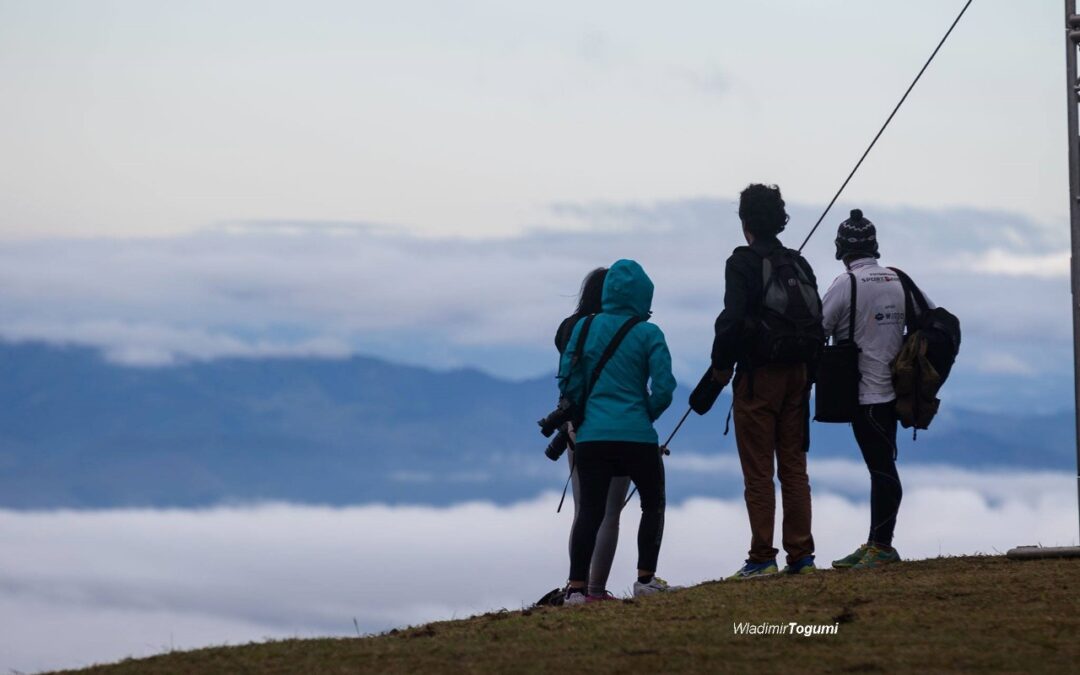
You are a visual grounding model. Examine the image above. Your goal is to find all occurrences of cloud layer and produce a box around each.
[1,460,1075,673]
[0,201,1070,399]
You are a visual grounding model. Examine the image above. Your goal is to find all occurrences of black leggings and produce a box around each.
[569,441,665,582]
[851,402,902,547]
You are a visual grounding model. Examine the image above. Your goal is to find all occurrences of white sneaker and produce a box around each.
[633,576,682,597]
[563,589,588,606]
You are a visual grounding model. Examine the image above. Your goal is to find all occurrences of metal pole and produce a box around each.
[621,406,693,509]
[1064,0,1080,541]
[661,407,693,452]
[797,0,974,253]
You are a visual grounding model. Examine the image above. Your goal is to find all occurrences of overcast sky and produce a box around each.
[0,0,1067,239]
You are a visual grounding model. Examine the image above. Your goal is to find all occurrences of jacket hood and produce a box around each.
[602,259,654,318]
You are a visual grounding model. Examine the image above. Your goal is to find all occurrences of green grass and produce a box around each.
[54,556,1080,674]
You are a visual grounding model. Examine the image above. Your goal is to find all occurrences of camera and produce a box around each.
[537,397,577,438]
[544,427,570,461]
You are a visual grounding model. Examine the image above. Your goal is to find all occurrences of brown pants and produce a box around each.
[733,363,814,565]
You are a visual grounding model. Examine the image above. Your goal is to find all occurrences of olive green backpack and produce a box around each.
[889,268,961,439]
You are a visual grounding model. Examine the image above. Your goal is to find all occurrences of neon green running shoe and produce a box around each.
[852,544,901,569]
[727,559,779,580]
[782,555,817,575]
[831,544,870,569]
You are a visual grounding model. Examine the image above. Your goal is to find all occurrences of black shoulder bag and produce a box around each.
[814,273,860,423]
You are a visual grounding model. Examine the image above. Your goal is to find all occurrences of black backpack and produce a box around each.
[889,267,961,435]
[751,249,825,366]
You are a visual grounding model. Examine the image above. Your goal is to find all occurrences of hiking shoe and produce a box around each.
[831,544,871,569]
[563,588,588,606]
[727,559,779,580]
[633,576,681,597]
[852,544,901,570]
[782,555,816,575]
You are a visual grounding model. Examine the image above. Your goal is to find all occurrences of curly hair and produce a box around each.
[738,183,789,238]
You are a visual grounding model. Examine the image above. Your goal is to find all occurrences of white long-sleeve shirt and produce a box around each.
[821,258,934,405]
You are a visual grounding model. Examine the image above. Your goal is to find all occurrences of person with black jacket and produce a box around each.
[552,267,630,601]
[711,184,819,579]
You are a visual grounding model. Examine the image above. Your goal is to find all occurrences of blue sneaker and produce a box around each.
[727,559,779,580]
[782,555,816,575]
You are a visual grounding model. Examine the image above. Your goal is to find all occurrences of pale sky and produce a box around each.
[0,0,1067,238]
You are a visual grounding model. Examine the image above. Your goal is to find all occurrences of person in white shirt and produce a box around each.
[820,209,933,570]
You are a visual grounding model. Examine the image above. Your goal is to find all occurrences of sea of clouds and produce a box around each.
[0,201,1068,373]
[1,459,1075,673]
[0,199,1071,413]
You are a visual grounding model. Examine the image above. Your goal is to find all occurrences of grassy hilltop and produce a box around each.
[55,556,1079,675]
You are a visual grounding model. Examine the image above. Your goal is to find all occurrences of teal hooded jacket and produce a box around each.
[558,259,677,445]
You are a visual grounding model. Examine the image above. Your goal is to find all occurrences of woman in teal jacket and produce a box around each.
[558,259,678,603]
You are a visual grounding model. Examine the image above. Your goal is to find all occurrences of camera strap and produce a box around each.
[582,315,645,403]
[569,314,596,374]
[557,455,573,513]
[554,315,594,514]
[556,315,643,514]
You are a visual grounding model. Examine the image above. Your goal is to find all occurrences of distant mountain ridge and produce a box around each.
[0,341,1072,508]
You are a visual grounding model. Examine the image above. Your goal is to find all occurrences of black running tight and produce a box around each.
[851,401,903,547]
[569,441,665,582]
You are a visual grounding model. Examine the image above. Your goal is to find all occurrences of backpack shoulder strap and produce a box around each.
[585,316,645,399]
[889,267,930,313]
[568,314,595,372]
[888,267,929,333]
[845,272,857,345]
[761,248,794,293]
[791,251,817,288]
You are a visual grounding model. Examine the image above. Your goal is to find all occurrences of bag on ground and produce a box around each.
[535,588,565,607]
